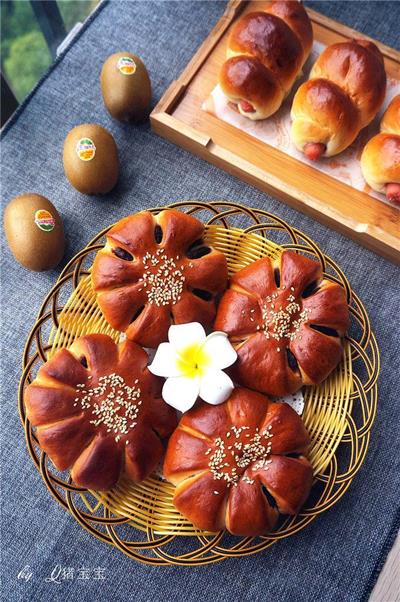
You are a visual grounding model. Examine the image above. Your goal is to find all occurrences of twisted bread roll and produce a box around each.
[219,1,313,120]
[291,39,387,159]
[360,95,400,204]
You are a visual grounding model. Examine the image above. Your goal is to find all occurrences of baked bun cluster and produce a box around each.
[25,209,350,536]
[218,7,394,204]
[219,1,312,120]
[25,334,177,490]
[215,250,349,396]
[360,95,400,204]
[164,388,313,535]
[291,39,387,159]
[92,209,228,348]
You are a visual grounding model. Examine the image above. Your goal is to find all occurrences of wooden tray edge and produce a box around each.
[151,111,400,264]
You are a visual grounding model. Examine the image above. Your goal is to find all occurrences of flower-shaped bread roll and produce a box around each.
[92,209,228,348]
[25,334,177,490]
[164,387,313,536]
[214,250,349,396]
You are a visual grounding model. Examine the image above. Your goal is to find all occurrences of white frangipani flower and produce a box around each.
[148,322,237,412]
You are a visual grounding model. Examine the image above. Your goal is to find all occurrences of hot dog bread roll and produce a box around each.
[291,39,387,160]
[360,95,400,204]
[220,1,313,120]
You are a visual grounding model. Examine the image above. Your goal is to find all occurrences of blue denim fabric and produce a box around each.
[1,2,399,601]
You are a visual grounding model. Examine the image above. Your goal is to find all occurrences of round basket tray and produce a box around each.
[19,201,379,566]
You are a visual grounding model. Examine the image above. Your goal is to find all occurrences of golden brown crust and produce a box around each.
[25,334,178,491]
[219,1,312,120]
[381,95,400,134]
[214,250,349,396]
[228,11,303,92]
[360,133,400,192]
[226,473,278,535]
[219,55,284,119]
[256,454,313,514]
[164,388,313,536]
[291,78,361,157]
[92,209,228,348]
[292,39,386,157]
[173,471,229,532]
[310,40,386,127]
[266,0,313,59]
[360,95,400,196]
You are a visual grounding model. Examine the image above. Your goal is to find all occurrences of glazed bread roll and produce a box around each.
[381,94,400,134]
[291,39,387,159]
[360,95,400,204]
[214,250,349,397]
[92,209,228,348]
[164,388,313,536]
[25,334,177,491]
[219,1,313,120]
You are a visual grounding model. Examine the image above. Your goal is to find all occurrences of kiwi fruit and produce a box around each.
[101,52,151,122]
[63,123,119,194]
[4,193,65,271]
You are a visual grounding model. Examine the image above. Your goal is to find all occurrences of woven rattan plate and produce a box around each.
[19,201,379,566]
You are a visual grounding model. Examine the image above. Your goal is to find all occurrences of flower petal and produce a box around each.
[199,369,234,405]
[125,425,164,482]
[260,402,310,455]
[226,473,278,536]
[290,324,343,384]
[233,333,302,396]
[172,470,229,532]
[164,428,211,484]
[256,455,313,515]
[168,322,206,354]
[126,303,171,349]
[202,332,237,369]
[71,435,123,491]
[148,342,180,377]
[162,375,200,412]
[302,280,349,334]
[37,415,94,472]
[214,289,261,338]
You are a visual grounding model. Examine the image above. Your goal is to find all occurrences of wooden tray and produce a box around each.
[150,0,400,264]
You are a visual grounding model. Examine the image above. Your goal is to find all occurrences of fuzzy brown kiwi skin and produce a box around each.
[63,123,119,195]
[100,52,152,123]
[4,193,65,271]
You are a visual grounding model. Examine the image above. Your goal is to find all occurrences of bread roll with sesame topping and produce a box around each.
[164,388,313,535]
[24,334,177,490]
[214,250,349,396]
[92,209,228,348]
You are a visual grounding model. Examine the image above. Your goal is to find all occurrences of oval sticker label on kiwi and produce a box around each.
[76,138,96,161]
[34,209,55,232]
[117,56,136,75]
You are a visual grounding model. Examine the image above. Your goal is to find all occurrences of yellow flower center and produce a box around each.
[175,343,211,379]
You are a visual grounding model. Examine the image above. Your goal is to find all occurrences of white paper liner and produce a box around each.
[274,389,304,415]
[202,40,400,210]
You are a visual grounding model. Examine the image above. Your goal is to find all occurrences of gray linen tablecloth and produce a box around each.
[1,2,399,601]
